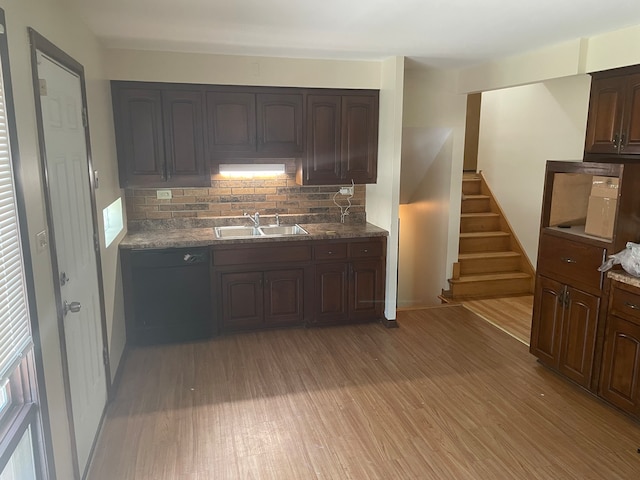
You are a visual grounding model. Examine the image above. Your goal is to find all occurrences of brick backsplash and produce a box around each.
[124,163,365,223]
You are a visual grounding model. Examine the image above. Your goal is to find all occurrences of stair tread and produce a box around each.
[458,251,520,259]
[460,231,509,238]
[463,194,490,200]
[461,212,499,218]
[450,272,531,283]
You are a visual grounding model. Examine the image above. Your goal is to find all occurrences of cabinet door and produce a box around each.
[162,89,210,187]
[620,73,640,155]
[220,271,264,331]
[530,276,564,367]
[313,262,349,324]
[557,286,600,388]
[599,315,640,415]
[256,93,303,155]
[349,259,384,321]
[584,76,625,154]
[207,91,256,154]
[341,95,378,183]
[264,268,304,327]
[304,95,342,185]
[113,86,165,187]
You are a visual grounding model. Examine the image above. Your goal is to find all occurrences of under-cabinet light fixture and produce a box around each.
[218,163,286,178]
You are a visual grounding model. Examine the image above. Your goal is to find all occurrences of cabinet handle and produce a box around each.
[625,301,640,310]
[620,133,626,151]
[613,133,620,149]
[560,257,576,264]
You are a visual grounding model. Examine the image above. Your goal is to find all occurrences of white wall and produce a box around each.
[397,68,466,307]
[1,0,123,477]
[105,49,381,88]
[477,75,592,263]
[366,56,404,320]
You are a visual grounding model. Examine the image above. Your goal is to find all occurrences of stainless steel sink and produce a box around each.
[214,224,308,239]
[214,226,262,239]
[259,224,308,236]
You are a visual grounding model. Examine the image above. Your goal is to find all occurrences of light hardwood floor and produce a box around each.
[462,295,533,345]
[88,306,639,479]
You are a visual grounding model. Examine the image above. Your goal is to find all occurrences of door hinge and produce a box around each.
[82,107,88,127]
[102,347,109,367]
[39,79,47,96]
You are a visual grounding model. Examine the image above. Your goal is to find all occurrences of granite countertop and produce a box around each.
[608,270,640,289]
[119,222,388,249]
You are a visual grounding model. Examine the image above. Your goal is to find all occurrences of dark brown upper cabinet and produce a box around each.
[112,82,210,188]
[207,88,303,158]
[298,91,378,185]
[584,66,640,160]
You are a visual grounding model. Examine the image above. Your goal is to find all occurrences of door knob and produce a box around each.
[63,301,82,315]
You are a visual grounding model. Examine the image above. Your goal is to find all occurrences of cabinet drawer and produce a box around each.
[537,234,605,291]
[213,244,311,266]
[314,243,347,260]
[611,286,640,326]
[349,240,383,258]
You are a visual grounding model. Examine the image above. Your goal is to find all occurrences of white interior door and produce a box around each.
[36,51,107,475]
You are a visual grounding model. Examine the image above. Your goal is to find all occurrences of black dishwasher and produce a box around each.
[126,247,213,345]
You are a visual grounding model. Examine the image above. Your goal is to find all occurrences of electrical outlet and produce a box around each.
[339,186,354,195]
[156,189,172,200]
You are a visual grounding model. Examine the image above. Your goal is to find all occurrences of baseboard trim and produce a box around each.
[381,317,399,328]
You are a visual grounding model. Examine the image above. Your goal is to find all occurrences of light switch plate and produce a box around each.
[156,190,172,200]
[36,230,48,252]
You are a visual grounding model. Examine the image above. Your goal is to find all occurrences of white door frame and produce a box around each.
[28,29,111,480]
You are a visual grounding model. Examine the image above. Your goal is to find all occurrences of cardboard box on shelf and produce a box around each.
[549,173,592,226]
[584,195,617,239]
[590,176,619,198]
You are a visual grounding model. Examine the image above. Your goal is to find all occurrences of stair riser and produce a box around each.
[459,236,511,253]
[459,256,521,276]
[460,216,500,233]
[462,179,481,195]
[449,278,532,298]
[461,198,490,213]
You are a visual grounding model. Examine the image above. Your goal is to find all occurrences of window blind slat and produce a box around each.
[0,48,32,386]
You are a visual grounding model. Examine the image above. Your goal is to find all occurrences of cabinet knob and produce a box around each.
[625,301,640,310]
[560,257,576,264]
[327,251,333,255]
[363,249,368,253]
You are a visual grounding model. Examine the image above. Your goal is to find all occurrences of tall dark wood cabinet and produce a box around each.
[299,91,379,185]
[112,82,210,188]
[530,161,640,392]
[585,66,640,159]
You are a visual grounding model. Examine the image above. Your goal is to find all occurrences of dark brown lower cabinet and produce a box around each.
[598,279,640,417]
[219,268,305,332]
[213,236,386,332]
[530,275,600,389]
[311,240,385,325]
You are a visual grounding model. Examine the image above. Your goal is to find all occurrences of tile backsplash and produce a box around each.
[124,162,365,226]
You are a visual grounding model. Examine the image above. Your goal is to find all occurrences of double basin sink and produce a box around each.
[214,224,308,239]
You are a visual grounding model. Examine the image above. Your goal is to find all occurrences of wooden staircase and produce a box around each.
[445,172,535,300]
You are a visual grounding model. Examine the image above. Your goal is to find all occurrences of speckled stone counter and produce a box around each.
[119,222,388,249]
[608,270,640,289]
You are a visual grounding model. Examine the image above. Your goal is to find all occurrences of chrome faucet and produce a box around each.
[244,211,260,228]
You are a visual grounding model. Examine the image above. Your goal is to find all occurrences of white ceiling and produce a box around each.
[66,0,640,68]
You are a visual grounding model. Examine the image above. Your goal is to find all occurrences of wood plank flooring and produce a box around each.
[462,295,533,345]
[87,306,639,480]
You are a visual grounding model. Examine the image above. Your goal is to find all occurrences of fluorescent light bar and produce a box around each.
[219,163,286,178]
